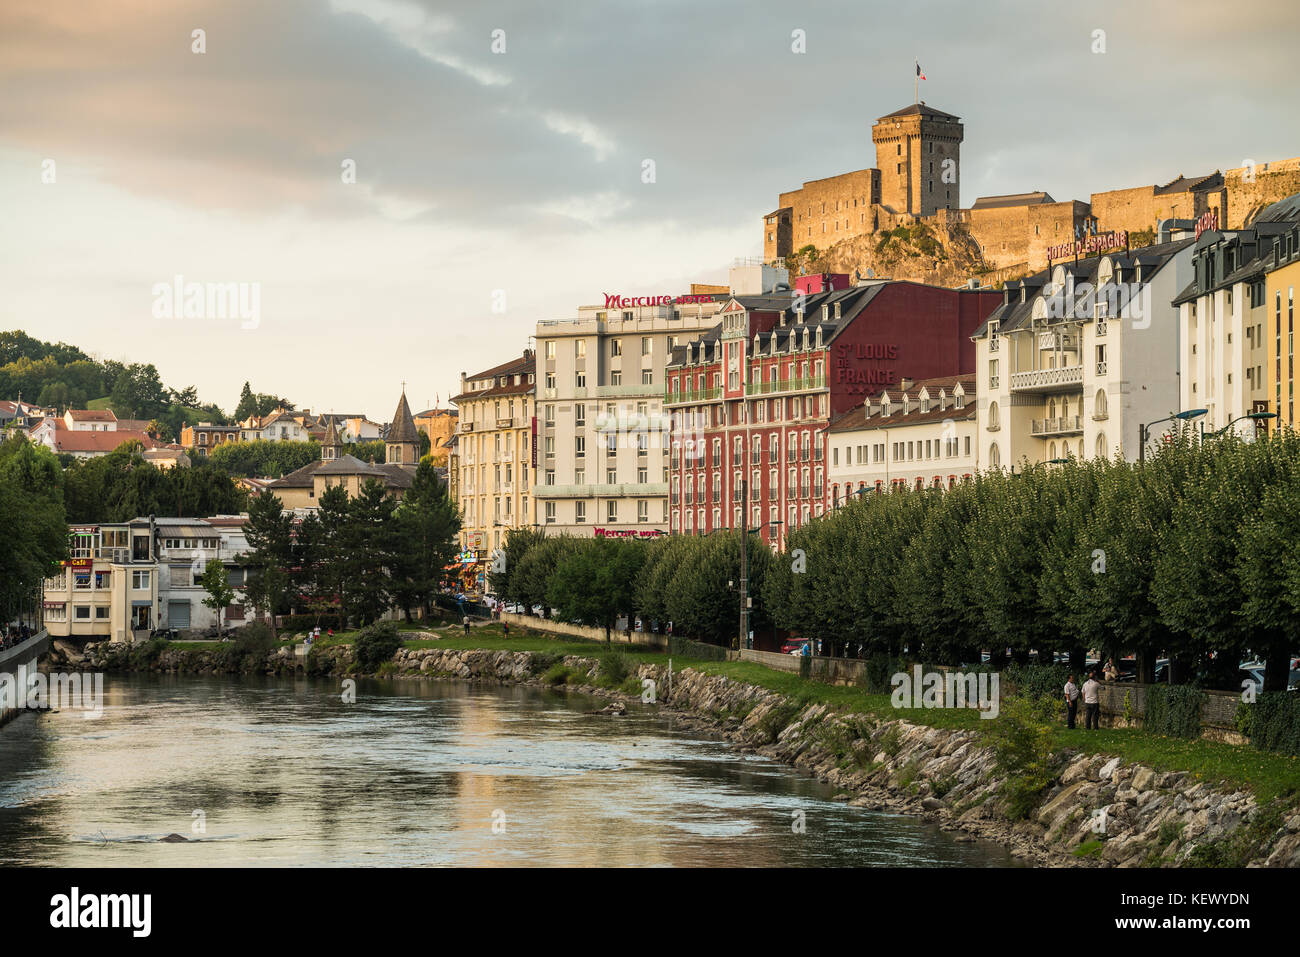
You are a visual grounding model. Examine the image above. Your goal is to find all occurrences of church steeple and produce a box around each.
[385,389,420,467]
[322,415,341,461]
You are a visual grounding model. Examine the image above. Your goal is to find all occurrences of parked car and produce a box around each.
[781,638,809,656]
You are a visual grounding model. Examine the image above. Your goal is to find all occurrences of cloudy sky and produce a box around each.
[2,0,1297,419]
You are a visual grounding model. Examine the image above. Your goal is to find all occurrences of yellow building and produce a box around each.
[414,407,458,466]
[450,350,536,588]
[1266,232,1300,429]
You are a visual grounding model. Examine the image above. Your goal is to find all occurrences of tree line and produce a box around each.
[0,438,67,623]
[492,430,1300,691]
[62,441,245,523]
[490,528,772,644]
[239,460,460,637]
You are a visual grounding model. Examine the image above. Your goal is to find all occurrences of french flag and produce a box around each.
[916,61,926,80]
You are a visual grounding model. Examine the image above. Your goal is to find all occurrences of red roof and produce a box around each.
[52,429,157,453]
[66,409,118,422]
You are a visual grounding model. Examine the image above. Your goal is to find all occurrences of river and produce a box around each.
[0,674,1020,866]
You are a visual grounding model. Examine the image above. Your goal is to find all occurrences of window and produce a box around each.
[641,336,651,356]
[544,404,555,424]
[574,404,585,426]
[576,371,586,388]
[607,500,618,523]
[545,341,556,359]
[132,570,151,590]
[575,340,586,358]
[74,605,91,620]
[575,436,585,458]
[545,502,556,523]
[611,370,622,386]
[637,500,649,523]
[611,339,622,357]
[641,369,654,385]
[546,372,556,389]
[575,501,586,523]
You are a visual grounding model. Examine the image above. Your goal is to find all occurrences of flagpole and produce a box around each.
[914,59,918,104]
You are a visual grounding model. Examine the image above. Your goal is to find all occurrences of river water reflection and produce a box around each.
[0,674,1020,867]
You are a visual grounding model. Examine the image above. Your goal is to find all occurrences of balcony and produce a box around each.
[496,417,515,428]
[1009,365,1085,393]
[1031,416,1084,437]
[459,422,475,433]
[744,374,827,396]
[664,387,722,404]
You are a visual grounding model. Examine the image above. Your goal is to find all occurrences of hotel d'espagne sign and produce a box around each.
[1046,229,1129,262]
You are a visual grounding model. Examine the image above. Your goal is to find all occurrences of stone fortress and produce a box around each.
[763,101,1300,279]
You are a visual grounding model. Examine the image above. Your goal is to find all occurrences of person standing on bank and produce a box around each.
[1064,674,1080,728]
[1082,671,1102,730]
[463,614,471,636]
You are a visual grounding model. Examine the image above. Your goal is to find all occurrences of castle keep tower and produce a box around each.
[872,102,963,217]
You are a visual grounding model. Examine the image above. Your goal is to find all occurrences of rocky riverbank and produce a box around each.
[70,640,1300,867]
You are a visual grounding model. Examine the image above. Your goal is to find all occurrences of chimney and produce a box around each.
[901,377,915,392]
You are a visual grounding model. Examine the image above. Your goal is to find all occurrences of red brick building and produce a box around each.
[664,280,1002,547]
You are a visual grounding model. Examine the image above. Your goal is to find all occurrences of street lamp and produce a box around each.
[1205,410,1276,440]
[1138,409,1207,463]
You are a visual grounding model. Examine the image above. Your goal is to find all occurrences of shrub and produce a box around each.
[1003,662,1070,702]
[598,650,631,686]
[213,622,276,671]
[1143,685,1206,739]
[864,654,907,694]
[756,699,804,743]
[529,652,563,676]
[878,723,904,758]
[542,662,571,686]
[353,621,403,672]
[1241,692,1300,756]
[128,637,168,670]
[984,694,1062,820]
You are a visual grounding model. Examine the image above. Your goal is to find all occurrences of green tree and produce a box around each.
[340,479,399,626]
[547,538,646,643]
[0,436,68,623]
[198,557,236,637]
[390,460,461,620]
[241,492,296,640]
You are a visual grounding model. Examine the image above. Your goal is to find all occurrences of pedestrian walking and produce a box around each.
[1063,674,1080,729]
[1083,671,1101,730]
[463,614,471,636]
[502,620,509,639]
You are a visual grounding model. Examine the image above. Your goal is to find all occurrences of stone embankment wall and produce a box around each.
[71,641,1300,867]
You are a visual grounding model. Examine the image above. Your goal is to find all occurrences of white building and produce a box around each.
[972,237,1195,467]
[826,375,979,500]
[1173,198,1300,436]
[533,265,788,536]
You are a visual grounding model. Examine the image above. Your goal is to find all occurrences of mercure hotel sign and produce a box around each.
[603,293,727,309]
